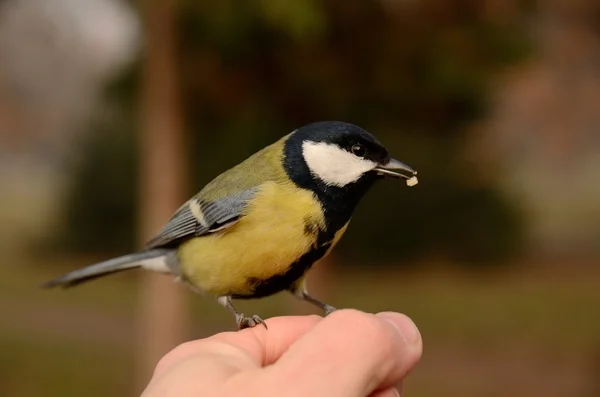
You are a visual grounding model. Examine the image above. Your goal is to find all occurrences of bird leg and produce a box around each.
[290,287,337,316]
[217,296,267,330]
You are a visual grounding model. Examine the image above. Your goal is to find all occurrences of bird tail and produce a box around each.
[42,249,173,288]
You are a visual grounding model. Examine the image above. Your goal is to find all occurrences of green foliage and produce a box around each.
[58,0,532,264]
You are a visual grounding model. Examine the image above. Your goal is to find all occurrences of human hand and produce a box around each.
[142,309,423,397]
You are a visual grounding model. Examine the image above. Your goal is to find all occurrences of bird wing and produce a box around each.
[144,188,258,249]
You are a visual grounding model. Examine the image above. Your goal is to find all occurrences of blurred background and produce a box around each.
[1,0,599,396]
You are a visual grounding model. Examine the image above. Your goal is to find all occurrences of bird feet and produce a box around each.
[323,305,337,316]
[236,314,268,330]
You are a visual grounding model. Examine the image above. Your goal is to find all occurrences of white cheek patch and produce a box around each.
[302,141,377,187]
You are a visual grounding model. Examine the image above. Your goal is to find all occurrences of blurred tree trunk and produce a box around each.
[136,0,190,390]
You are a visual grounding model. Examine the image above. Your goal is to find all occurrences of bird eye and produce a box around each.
[351,144,367,157]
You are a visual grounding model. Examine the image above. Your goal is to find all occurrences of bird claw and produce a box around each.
[236,314,268,330]
[324,305,337,316]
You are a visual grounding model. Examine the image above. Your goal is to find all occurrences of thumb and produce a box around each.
[262,310,422,397]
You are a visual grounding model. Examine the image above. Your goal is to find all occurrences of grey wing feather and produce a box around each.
[145,188,257,249]
[145,206,198,248]
[201,193,254,227]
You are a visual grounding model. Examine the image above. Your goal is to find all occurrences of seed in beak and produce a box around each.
[406,175,418,187]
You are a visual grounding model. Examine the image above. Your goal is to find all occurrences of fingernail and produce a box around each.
[378,312,421,345]
[397,380,404,397]
[370,387,400,397]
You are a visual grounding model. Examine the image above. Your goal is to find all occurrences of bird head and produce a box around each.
[284,121,417,196]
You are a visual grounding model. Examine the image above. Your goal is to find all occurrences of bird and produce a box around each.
[43,121,418,330]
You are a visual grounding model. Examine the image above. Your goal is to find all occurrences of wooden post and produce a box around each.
[136,0,189,390]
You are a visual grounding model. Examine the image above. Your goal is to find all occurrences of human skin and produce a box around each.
[142,310,423,397]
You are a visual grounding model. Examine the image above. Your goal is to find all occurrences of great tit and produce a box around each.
[44,121,418,330]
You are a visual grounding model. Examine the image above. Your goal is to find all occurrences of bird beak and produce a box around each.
[374,158,418,186]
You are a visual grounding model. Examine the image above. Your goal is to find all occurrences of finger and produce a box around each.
[151,315,322,379]
[264,310,422,397]
[143,315,323,397]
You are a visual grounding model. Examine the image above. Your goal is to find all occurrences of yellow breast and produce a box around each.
[177,181,326,297]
